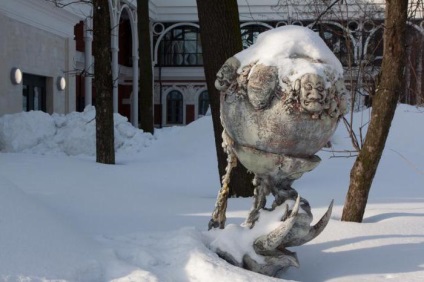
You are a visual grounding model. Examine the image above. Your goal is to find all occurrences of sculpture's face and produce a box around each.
[215,57,240,91]
[299,74,327,113]
[247,65,278,110]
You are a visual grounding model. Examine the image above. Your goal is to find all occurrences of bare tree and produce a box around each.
[196,0,254,197]
[342,0,408,222]
[138,0,154,134]
[47,0,115,164]
[92,0,115,164]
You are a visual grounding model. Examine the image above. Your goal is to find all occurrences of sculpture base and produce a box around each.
[208,196,333,278]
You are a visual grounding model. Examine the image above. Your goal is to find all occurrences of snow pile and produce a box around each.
[0,110,56,153]
[0,106,154,156]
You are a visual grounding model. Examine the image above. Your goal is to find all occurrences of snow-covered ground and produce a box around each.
[1,24,423,281]
[0,103,423,281]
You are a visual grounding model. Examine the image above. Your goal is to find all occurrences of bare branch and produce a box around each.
[321,148,359,158]
[311,0,342,28]
[45,0,92,8]
[342,116,361,152]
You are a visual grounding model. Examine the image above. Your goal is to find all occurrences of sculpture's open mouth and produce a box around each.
[249,86,262,92]
[217,79,226,86]
[251,101,267,109]
[304,100,323,106]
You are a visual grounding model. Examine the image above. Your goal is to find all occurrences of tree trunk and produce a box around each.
[196,0,254,197]
[138,0,154,133]
[93,0,115,164]
[341,0,408,222]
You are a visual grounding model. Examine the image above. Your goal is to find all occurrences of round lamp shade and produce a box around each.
[57,76,66,91]
[11,68,22,85]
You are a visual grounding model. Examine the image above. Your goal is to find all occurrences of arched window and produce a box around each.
[167,90,183,124]
[198,90,209,116]
[313,23,355,67]
[364,26,384,66]
[241,25,270,49]
[158,26,202,66]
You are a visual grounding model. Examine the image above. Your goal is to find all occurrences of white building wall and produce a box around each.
[0,0,81,116]
[0,17,75,115]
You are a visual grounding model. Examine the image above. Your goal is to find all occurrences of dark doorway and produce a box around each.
[22,74,46,112]
[166,90,183,124]
[198,90,209,116]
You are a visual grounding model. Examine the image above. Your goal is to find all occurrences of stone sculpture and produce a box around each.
[208,26,348,277]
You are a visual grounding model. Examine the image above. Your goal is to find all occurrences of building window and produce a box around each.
[313,24,355,67]
[241,25,270,49]
[158,26,203,66]
[167,90,183,124]
[22,74,46,112]
[198,90,209,116]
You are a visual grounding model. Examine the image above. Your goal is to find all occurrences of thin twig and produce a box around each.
[342,116,361,151]
[390,149,424,175]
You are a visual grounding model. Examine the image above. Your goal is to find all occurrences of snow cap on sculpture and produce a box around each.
[216,25,348,123]
[235,25,344,86]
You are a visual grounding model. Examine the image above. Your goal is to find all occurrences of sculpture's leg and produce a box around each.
[244,175,269,229]
[209,134,237,230]
[269,178,296,210]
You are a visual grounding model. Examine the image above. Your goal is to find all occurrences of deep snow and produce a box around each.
[0,103,423,281]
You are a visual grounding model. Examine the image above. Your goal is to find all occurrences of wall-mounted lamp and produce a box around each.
[10,68,22,85]
[57,76,66,91]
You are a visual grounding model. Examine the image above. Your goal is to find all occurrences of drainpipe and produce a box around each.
[132,52,139,127]
[111,27,119,113]
[159,65,163,128]
[84,18,93,107]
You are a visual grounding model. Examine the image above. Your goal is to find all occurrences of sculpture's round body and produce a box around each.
[221,93,339,159]
[216,56,347,178]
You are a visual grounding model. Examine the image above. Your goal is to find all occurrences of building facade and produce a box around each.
[0,0,79,115]
[1,0,424,128]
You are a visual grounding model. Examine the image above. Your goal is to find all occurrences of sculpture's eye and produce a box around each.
[305,84,312,91]
[317,86,324,92]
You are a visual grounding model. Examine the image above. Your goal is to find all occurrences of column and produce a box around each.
[131,12,139,127]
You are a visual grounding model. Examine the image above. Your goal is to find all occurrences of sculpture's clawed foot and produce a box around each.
[243,249,299,277]
[208,218,223,230]
[243,197,333,275]
[253,195,300,254]
[209,204,227,230]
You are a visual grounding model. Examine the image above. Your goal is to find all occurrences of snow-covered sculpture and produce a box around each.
[208,26,348,277]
